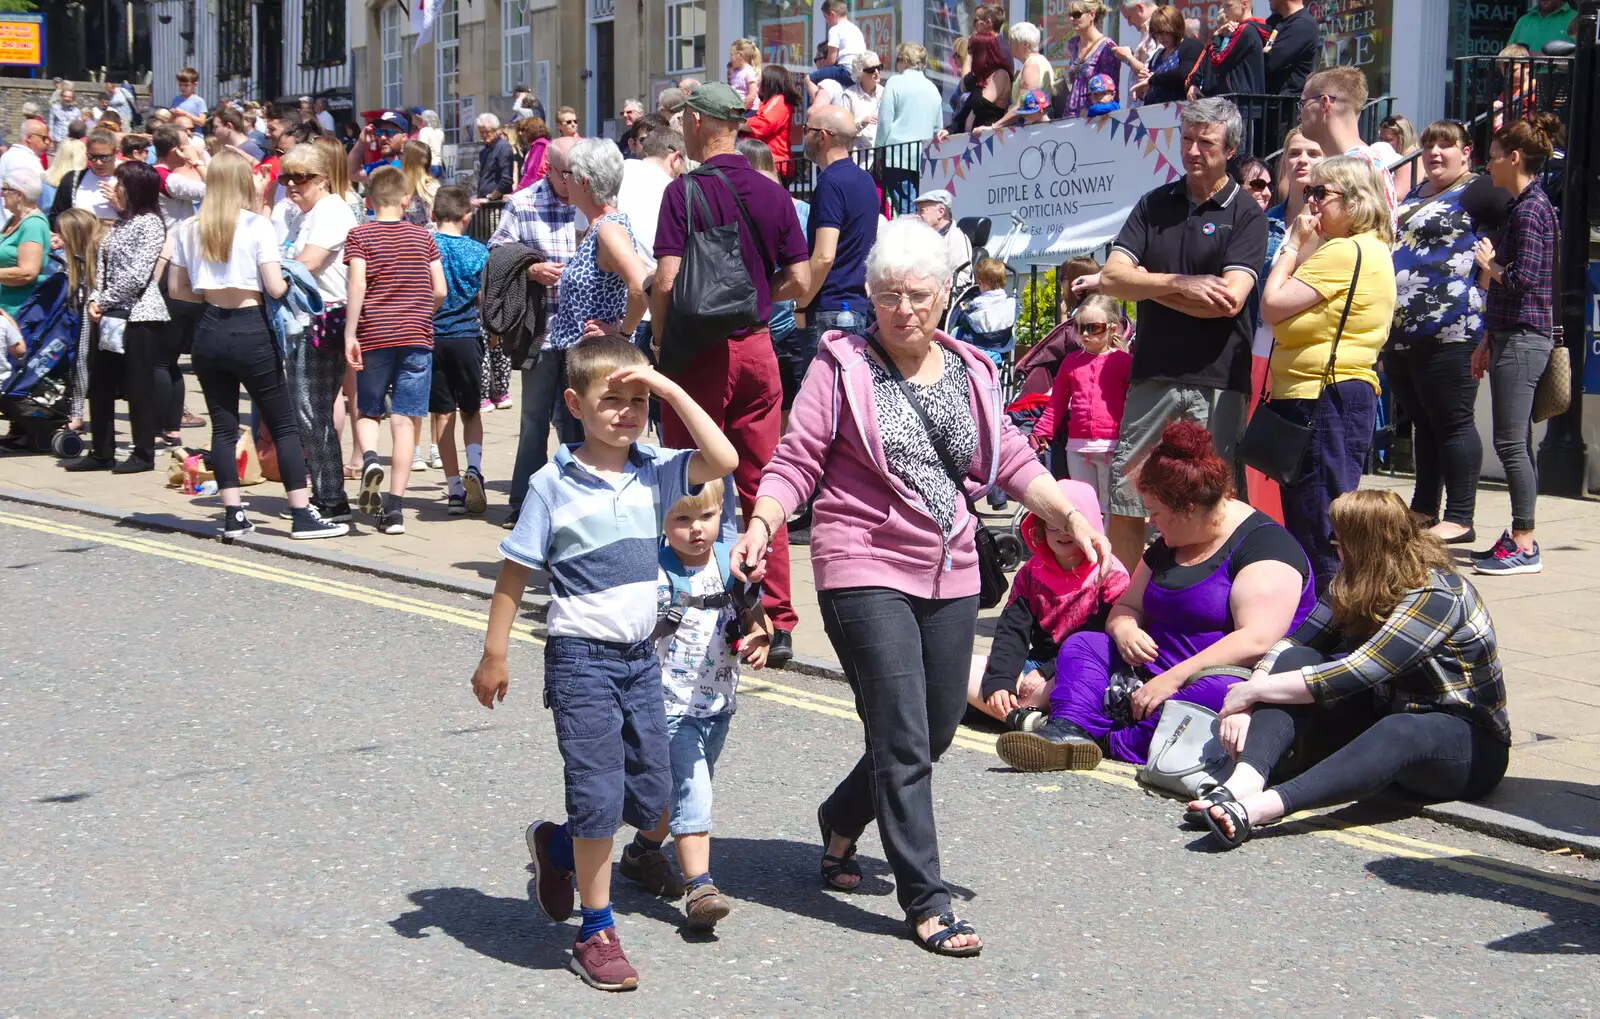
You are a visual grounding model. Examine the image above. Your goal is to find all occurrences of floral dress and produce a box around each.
[550,211,636,350]
[1390,175,1485,350]
[1057,36,1120,119]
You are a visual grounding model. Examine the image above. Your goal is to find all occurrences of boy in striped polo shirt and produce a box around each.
[470,336,739,992]
[343,166,447,535]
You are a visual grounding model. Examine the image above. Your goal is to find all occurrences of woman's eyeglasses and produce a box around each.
[1302,184,1342,203]
[869,289,938,311]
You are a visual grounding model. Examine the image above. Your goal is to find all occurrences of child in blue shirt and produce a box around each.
[429,186,491,515]
[948,257,1016,367]
[471,336,738,992]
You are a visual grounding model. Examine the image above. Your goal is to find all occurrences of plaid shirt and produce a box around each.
[1258,568,1511,744]
[1485,179,1557,335]
[487,180,580,349]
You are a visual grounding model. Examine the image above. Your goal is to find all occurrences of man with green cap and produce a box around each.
[649,81,811,667]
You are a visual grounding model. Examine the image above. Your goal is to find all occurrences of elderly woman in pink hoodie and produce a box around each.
[732,216,1112,959]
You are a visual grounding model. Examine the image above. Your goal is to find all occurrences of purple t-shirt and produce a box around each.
[653,153,808,336]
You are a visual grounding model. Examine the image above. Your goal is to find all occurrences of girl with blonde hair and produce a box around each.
[55,207,101,432]
[729,38,762,109]
[1192,489,1509,851]
[400,139,439,226]
[167,149,346,541]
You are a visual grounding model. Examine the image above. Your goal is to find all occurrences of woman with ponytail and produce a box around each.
[1468,113,1561,576]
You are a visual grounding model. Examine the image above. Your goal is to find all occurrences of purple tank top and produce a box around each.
[1141,514,1316,673]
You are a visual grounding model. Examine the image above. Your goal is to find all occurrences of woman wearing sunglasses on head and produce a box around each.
[1259,154,1398,595]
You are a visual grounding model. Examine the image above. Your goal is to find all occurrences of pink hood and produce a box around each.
[1019,478,1104,558]
[757,328,1050,600]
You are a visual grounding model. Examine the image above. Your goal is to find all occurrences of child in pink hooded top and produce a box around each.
[969,478,1131,727]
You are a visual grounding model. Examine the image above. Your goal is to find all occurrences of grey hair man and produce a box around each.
[1097,95,1266,567]
[493,134,585,528]
[474,111,515,200]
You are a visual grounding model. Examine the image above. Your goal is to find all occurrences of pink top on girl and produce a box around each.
[1033,347,1132,450]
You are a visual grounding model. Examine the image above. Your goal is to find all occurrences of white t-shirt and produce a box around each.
[655,556,740,718]
[816,77,845,106]
[72,170,118,221]
[270,197,303,247]
[316,110,336,134]
[828,18,867,65]
[616,158,672,272]
[0,145,38,188]
[174,210,280,292]
[289,193,358,304]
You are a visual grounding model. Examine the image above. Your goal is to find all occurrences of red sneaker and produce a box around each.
[524,821,574,922]
[570,926,639,991]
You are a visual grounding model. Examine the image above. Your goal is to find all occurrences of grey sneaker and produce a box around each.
[618,844,684,898]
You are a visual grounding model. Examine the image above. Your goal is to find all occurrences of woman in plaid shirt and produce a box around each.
[1187,490,1510,850]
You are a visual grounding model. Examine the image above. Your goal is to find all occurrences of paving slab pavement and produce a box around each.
[4,372,1598,854]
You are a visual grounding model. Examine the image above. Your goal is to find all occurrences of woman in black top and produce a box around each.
[1131,6,1205,107]
[1189,0,1267,98]
[947,31,1011,134]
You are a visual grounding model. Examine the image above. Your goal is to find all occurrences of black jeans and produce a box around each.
[1385,341,1481,528]
[190,305,307,493]
[159,298,205,434]
[1238,646,1509,814]
[818,586,979,923]
[509,351,583,516]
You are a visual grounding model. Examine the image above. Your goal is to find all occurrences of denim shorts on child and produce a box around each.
[356,345,433,419]
[665,711,732,836]
[543,636,671,840]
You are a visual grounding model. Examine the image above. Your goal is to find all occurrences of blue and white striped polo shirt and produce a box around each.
[500,443,709,644]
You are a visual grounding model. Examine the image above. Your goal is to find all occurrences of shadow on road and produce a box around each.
[389,886,574,973]
[1365,856,1600,955]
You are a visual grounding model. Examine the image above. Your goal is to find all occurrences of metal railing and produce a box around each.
[783,140,926,215]
[468,200,505,244]
[1447,54,1573,165]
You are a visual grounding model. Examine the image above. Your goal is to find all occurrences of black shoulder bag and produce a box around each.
[659,166,763,376]
[1237,242,1362,487]
[865,336,1008,608]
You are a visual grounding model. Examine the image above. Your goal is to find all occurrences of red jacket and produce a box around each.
[746,95,793,171]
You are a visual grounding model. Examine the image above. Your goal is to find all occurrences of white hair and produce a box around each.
[422,109,441,129]
[850,53,875,81]
[866,216,954,290]
[621,97,646,115]
[566,136,625,206]
[1007,21,1042,52]
[475,112,501,131]
[3,163,41,205]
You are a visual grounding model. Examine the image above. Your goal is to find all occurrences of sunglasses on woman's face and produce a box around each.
[1245,177,1272,192]
[280,173,321,186]
[1077,321,1111,336]
[1302,184,1342,203]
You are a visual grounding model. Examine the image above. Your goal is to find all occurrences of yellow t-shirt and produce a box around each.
[1269,233,1397,400]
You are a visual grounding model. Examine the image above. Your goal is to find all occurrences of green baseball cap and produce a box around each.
[682,82,753,122]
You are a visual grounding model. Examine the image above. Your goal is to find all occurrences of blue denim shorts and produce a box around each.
[543,636,671,840]
[356,345,433,419]
[665,711,731,835]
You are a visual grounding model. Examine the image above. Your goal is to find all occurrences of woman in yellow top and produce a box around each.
[1260,154,1397,594]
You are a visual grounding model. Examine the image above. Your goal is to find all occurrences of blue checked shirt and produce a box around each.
[1485,179,1557,336]
[1257,568,1510,745]
[487,179,582,350]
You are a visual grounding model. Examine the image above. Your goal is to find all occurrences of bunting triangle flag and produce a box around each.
[947,180,957,198]
[1154,153,1167,177]
[955,161,967,180]
[985,135,996,156]
[1123,118,1135,142]
[1133,125,1148,144]
[962,150,973,167]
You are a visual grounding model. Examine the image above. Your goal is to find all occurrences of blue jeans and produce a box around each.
[665,711,731,835]
[777,307,872,408]
[1275,378,1377,594]
[543,636,671,840]
[509,350,584,515]
[355,346,432,418]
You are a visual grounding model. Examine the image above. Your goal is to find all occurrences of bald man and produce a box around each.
[797,105,876,330]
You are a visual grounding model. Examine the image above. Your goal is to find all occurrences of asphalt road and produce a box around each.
[2,505,1599,1018]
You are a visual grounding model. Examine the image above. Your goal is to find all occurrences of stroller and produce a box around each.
[991,391,1051,572]
[0,272,81,454]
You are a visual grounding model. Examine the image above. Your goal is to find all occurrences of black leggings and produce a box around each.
[190,305,307,494]
[1237,646,1509,814]
[157,298,204,434]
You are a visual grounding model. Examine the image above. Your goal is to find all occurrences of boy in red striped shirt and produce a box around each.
[344,166,447,535]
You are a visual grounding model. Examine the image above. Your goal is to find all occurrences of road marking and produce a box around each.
[5,508,1597,906]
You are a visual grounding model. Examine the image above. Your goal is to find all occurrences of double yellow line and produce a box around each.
[4,507,1598,907]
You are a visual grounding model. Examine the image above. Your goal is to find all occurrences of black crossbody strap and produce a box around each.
[1259,238,1363,402]
[692,166,761,249]
[865,335,971,494]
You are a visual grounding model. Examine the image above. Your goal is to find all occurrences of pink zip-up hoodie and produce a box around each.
[757,329,1050,600]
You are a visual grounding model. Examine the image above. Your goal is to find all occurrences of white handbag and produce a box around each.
[1136,667,1252,799]
[97,314,127,354]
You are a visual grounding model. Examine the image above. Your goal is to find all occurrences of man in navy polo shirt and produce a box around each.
[1099,96,1267,568]
[652,82,812,666]
[794,105,877,386]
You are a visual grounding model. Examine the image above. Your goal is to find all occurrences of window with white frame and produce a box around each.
[435,0,461,144]
[665,0,706,74]
[502,0,531,96]
[380,3,403,110]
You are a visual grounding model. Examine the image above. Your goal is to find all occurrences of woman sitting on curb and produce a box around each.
[1191,489,1510,850]
[997,422,1316,772]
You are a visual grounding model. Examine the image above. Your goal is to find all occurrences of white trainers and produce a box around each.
[427,444,443,469]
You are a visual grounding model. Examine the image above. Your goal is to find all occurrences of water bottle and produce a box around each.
[196,480,218,496]
[840,300,853,332]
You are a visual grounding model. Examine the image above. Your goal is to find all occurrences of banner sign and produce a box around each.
[919,102,1188,264]
[855,7,896,69]
[758,16,809,71]
[0,14,44,66]
[1308,0,1393,97]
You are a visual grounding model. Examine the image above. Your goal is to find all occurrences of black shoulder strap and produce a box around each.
[691,165,761,247]
[865,335,969,492]
[1259,237,1362,402]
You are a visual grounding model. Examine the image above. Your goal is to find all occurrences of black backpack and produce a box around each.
[659,166,762,375]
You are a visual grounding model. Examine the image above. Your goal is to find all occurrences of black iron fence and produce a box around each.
[1448,54,1573,166]
[468,200,505,244]
[783,140,926,215]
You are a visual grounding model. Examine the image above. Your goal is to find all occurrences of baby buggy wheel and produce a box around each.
[51,428,85,458]
[994,529,1026,572]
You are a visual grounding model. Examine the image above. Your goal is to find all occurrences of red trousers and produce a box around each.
[661,328,797,631]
